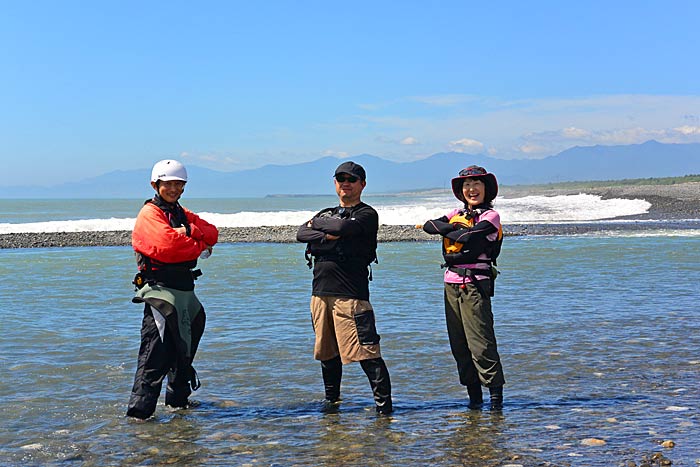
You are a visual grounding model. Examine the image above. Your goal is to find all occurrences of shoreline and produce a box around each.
[3,220,699,249]
[2,182,699,249]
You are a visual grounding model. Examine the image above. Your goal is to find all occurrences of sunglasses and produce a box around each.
[335,174,359,183]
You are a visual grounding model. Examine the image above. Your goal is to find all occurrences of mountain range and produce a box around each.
[3,140,700,198]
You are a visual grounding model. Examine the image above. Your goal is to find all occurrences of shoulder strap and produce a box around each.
[147,196,190,234]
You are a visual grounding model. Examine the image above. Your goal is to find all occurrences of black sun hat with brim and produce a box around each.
[451,165,499,203]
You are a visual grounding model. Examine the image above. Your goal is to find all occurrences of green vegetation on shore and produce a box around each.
[507,174,700,190]
[402,174,700,197]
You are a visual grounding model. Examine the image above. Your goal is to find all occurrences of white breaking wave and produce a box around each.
[197,210,319,228]
[0,194,652,234]
[376,193,653,225]
[499,194,652,223]
[0,217,137,234]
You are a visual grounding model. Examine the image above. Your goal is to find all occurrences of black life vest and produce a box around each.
[148,195,191,235]
[304,206,378,278]
[305,208,345,263]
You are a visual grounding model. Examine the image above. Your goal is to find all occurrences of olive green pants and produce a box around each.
[444,281,505,388]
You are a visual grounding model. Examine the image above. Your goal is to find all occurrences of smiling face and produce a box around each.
[334,173,366,207]
[151,179,186,204]
[462,178,486,207]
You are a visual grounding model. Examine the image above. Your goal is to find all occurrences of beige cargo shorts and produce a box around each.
[310,295,382,364]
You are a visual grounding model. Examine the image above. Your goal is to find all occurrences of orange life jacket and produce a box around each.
[442,208,503,267]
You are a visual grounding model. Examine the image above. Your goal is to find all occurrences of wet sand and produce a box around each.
[1,182,699,249]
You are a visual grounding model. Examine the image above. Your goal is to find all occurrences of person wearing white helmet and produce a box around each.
[150,159,188,184]
[126,159,219,419]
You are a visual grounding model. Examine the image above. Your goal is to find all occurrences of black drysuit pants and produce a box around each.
[126,303,205,419]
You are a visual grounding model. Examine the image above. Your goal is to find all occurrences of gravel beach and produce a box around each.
[1,182,698,249]
[500,180,700,221]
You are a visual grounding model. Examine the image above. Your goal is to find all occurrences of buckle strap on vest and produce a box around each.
[446,266,492,299]
[446,266,492,277]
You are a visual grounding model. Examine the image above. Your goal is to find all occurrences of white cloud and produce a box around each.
[322,150,349,158]
[518,142,548,154]
[177,94,700,170]
[178,151,222,163]
[357,103,382,111]
[449,138,485,153]
[561,127,592,138]
[409,94,481,107]
[515,122,700,157]
[197,154,220,162]
[352,93,700,159]
[675,125,700,135]
[373,134,420,146]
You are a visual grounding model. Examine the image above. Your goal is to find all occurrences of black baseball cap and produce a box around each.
[334,161,366,181]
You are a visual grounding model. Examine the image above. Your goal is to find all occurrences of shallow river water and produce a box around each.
[1,235,698,466]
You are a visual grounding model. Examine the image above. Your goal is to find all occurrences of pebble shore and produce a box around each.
[2,182,698,249]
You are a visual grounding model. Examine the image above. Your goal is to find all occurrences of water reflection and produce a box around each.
[123,416,207,465]
[440,411,513,467]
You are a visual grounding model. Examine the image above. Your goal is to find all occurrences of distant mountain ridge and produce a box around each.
[3,140,699,198]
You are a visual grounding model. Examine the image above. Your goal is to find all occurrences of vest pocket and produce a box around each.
[354,309,381,345]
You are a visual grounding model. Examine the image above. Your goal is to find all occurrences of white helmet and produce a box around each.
[150,159,188,183]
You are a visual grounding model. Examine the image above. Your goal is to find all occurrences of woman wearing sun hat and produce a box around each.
[422,165,505,410]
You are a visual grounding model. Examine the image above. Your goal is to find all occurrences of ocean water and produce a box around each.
[1,234,699,466]
[1,195,699,466]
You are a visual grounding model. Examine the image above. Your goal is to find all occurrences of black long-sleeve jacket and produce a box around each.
[297,202,378,300]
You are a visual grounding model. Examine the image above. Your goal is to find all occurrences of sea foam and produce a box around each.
[0,194,651,233]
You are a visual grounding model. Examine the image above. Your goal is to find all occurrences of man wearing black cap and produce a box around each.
[296,161,393,414]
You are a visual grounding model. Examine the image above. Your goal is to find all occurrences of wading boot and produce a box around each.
[165,382,191,409]
[165,366,199,409]
[126,404,153,420]
[360,358,393,415]
[467,384,483,410]
[489,386,503,410]
[321,356,342,403]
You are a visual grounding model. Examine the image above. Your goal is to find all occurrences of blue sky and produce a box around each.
[2,1,699,186]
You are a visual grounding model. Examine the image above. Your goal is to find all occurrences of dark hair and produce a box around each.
[461,177,495,209]
[481,178,497,206]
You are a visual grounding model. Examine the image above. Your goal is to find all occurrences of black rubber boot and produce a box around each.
[164,363,200,409]
[360,358,393,415]
[321,356,343,403]
[165,382,191,409]
[489,386,503,410]
[467,384,483,409]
